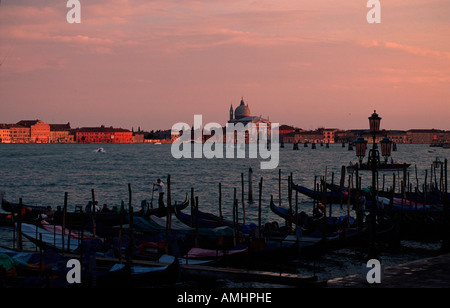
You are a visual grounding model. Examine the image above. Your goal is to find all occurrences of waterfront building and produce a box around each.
[281,132,297,144]
[295,130,324,143]
[9,124,31,143]
[0,124,12,143]
[50,123,73,143]
[279,125,296,135]
[279,125,301,144]
[322,128,339,144]
[406,129,448,144]
[386,130,407,144]
[132,132,145,143]
[17,120,51,143]
[74,125,133,143]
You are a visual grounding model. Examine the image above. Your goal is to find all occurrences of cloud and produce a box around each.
[383,41,450,59]
[357,40,450,59]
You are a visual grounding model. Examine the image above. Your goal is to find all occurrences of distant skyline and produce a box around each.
[1,1,449,132]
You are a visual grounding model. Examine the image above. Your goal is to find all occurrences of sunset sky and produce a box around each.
[1,0,449,131]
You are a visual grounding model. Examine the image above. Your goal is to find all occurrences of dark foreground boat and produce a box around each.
[269,196,356,228]
[0,245,178,287]
[174,204,258,234]
[20,222,100,253]
[179,234,300,266]
[90,254,179,287]
[1,193,190,228]
[268,196,397,256]
[291,183,351,205]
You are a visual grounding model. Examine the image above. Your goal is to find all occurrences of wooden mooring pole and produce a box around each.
[91,189,96,237]
[128,183,135,259]
[258,177,263,238]
[279,169,282,206]
[166,175,172,232]
[191,187,195,226]
[17,198,23,251]
[248,168,253,203]
[219,183,223,222]
[118,200,124,264]
[241,172,246,225]
[62,192,68,255]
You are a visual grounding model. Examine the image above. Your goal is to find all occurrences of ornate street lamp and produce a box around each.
[380,136,392,163]
[355,136,368,166]
[368,110,381,260]
[367,110,381,168]
[369,110,381,135]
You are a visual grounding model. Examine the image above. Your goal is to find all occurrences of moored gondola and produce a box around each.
[1,193,190,228]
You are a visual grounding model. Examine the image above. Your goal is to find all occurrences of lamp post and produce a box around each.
[368,110,381,260]
[355,136,368,167]
[380,136,393,163]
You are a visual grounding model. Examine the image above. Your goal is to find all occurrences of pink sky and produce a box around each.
[1,0,449,131]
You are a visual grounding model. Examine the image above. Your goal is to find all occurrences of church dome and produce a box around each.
[234,98,251,119]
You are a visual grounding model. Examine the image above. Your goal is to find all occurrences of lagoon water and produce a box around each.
[0,143,448,284]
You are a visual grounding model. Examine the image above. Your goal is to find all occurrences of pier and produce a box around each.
[327,253,450,288]
[175,263,317,287]
[65,253,319,287]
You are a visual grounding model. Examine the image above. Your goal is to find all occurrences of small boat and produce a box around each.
[142,193,190,218]
[375,196,441,212]
[181,234,301,265]
[174,205,258,234]
[0,245,178,287]
[357,162,411,170]
[92,254,179,287]
[1,197,136,228]
[291,183,350,205]
[20,222,94,253]
[1,194,190,227]
[132,215,235,240]
[183,246,248,261]
[0,246,76,287]
[269,196,356,228]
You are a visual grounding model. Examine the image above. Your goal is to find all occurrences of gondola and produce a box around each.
[0,245,178,287]
[132,214,235,245]
[141,193,190,218]
[268,196,398,257]
[357,162,411,170]
[174,204,258,234]
[180,234,300,265]
[291,183,350,204]
[0,245,75,287]
[326,181,448,209]
[269,196,356,228]
[1,197,138,227]
[1,193,190,228]
[20,222,100,253]
[91,254,179,287]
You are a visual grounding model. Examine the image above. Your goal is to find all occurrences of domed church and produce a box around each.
[226,97,272,143]
[228,97,271,126]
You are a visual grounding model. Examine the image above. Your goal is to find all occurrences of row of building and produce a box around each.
[0,118,449,145]
[280,126,450,145]
[226,100,450,145]
[0,120,144,144]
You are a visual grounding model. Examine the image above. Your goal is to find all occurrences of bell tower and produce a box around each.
[229,104,234,121]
